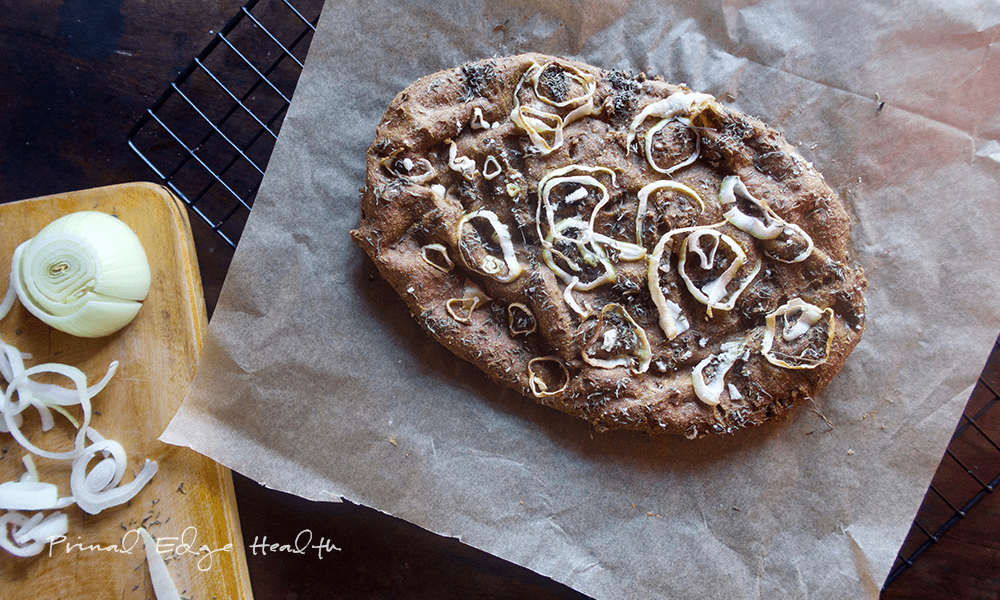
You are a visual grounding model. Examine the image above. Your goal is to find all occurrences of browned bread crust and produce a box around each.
[352,53,866,437]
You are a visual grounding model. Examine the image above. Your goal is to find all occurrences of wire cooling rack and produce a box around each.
[127,0,322,248]
[128,0,1000,592]
[883,334,1000,588]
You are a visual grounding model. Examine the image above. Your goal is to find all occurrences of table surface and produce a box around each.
[1,1,997,598]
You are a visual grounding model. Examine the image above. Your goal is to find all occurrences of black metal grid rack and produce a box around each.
[127,0,322,248]
[883,335,1000,588]
[127,0,1000,593]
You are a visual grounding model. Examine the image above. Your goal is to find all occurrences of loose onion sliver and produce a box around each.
[482,155,502,180]
[16,512,67,548]
[530,62,597,110]
[2,363,92,460]
[1,341,31,388]
[719,176,784,240]
[16,360,118,407]
[72,459,157,515]
[511,105,564,154]
[581,303,652,374]
[527,356,570,398]
[140,527,182,600]
[0,511,68,557]
[541,218,616,290]
[678,230,759,317]
[1,512,41,557]
[762,298,835,369]
[83,441,127,493]
[446,139,478,180]
[0,481,60,511]
[19,455,38,483]
[10,511,45,545]
[70,437,157,515]
[535,165,616,251]
[420,243,454,274]
[562,277,592,318]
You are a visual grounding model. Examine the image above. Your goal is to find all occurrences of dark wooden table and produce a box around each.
[1,1,996,598]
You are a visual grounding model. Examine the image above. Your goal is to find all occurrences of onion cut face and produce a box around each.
[10,211,150,338]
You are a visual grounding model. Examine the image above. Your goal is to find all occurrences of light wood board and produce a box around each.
[0,183,252,599]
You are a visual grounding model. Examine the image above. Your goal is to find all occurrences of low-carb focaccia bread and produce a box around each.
[351,53,866,437]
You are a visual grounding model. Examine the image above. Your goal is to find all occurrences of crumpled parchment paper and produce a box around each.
[161,1,1000,597]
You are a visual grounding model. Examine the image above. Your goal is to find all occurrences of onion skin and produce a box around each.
[10,211,150,338]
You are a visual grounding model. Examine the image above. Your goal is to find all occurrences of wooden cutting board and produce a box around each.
[0,183,252,599]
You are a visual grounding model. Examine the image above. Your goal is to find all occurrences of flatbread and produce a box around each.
[351,52,866,437]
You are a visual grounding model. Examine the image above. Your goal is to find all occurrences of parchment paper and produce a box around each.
[161,0,1000,597]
